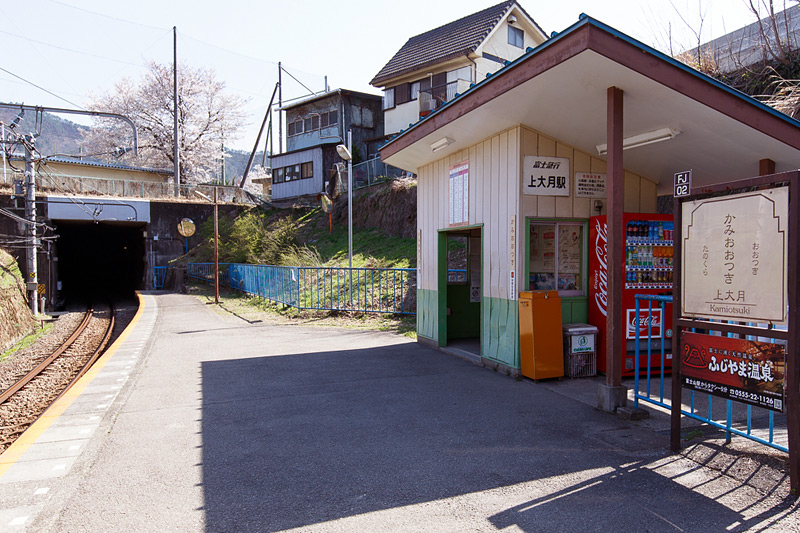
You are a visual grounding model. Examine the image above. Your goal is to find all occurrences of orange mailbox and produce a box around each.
[518,291,564,380]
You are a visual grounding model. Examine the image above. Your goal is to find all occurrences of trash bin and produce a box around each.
[518,291,563,380]
[562,323,598,378]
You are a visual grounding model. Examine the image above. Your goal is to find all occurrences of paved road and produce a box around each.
[19,294,800,531]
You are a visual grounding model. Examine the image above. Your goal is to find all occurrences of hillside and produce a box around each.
[0,249,36,354]
[183,178,417,269]
[0,107,265,179]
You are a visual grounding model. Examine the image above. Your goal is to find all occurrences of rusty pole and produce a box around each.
[213,186,219,304]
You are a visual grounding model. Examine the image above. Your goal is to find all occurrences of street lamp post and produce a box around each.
[336,130,354,305]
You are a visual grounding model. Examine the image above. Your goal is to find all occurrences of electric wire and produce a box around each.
[0,67,85,110]
[0,29,143,68]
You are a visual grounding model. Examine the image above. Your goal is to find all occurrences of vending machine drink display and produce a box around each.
[589,214,674,376]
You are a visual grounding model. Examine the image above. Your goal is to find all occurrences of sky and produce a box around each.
[0,0,773,153]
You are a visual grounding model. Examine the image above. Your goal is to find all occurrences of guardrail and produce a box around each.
[153,266,168,290]
[187,262,416,315]
[1,166,267,205]
[633,294,787,452]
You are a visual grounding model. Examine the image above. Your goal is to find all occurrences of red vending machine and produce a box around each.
[589,214,674,376]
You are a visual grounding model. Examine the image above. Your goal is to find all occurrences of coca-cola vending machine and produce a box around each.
[589,214,674,376]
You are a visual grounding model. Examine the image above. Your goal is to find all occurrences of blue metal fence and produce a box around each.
[187,262,416,315]
[633,294,788,452]
[153,266,168,290]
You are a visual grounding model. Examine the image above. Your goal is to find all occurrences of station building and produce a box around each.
[379,14,800,406]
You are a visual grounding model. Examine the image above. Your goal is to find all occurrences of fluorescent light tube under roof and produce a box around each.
[596,127,680,155]
[431,137,455,152]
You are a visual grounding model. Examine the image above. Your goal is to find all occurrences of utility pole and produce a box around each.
[173,26,180,195]
[278,62,283,154]
[23,134,38,316]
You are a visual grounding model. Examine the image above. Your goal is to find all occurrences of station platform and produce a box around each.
[0,293,158,531]
[0,292,795,531]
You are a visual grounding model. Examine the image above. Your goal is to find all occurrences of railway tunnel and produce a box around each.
[47,196,151,306]
[54,221,146,303]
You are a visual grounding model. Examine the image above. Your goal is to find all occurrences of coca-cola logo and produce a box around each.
[593,220,608,317]
[626,309,663,339]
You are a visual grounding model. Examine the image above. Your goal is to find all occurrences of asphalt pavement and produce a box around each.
[2,293,798,532]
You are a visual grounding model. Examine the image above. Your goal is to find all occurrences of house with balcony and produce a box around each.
[269,89,383,201]
[370,1,548,136]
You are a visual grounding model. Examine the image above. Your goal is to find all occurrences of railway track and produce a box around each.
[0,303,115,453]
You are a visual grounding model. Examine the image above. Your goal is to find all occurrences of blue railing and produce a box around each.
[633,294,787,453]
[153,266,168,290]
[187,263,416,315]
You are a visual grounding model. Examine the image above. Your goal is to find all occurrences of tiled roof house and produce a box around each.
[371,1,548,136]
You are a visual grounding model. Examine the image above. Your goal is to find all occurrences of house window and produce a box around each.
[508,25,524,48]
[410,81,420,100]
[289,164,300,181]
[273,167,284,183]
[304,117,312,132]
[288,119,303,137]
[395,83,411,105]
[301,161,313,179]
[383,87,395,110]
[320,110,338,128]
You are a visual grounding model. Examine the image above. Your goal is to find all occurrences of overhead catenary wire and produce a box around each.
[0,67,85,110]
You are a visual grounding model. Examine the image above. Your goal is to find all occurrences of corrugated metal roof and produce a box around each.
[370,1,531,87]
[43,156,173,175]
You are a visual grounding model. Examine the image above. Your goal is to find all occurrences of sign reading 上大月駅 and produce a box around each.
[523,156,569,196]
[681,187,788,322]
[681,331,785,412]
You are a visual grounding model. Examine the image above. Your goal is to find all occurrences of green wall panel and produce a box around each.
[481,296,520,368]
[561,298,589,325]
[417,289,439,342]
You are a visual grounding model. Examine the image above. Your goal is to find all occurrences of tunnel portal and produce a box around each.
[54,221,146,304]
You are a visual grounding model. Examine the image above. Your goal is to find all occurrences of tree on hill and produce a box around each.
[82,61,245,184]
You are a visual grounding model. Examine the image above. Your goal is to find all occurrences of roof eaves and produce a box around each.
[371,50,475,87]
[380,14,800,152]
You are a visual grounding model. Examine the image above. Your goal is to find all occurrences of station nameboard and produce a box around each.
[681,187,788,322]
[523,156,569,196]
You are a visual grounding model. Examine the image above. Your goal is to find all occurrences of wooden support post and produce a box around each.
[788,173,799,492]
[606,86,624,388]
[598,86,627,412]
[671,194,683,452]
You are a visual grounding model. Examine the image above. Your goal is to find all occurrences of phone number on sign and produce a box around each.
[683,377,784,412]
[729,388,782,410]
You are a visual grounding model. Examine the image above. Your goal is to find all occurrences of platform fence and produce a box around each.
[633,294,788,453]
[187,262,416,315]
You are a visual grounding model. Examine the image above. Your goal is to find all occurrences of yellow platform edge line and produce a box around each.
[0,293,148,473]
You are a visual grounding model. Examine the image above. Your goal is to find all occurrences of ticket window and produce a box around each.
[529,222,586,298]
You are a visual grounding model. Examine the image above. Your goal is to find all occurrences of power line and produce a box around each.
[44,0,166,30]
[0,67,85,110]
[0,28,143,67]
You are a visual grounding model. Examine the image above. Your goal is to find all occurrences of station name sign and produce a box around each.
[523,156,569,196]
[681,187,788,322]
